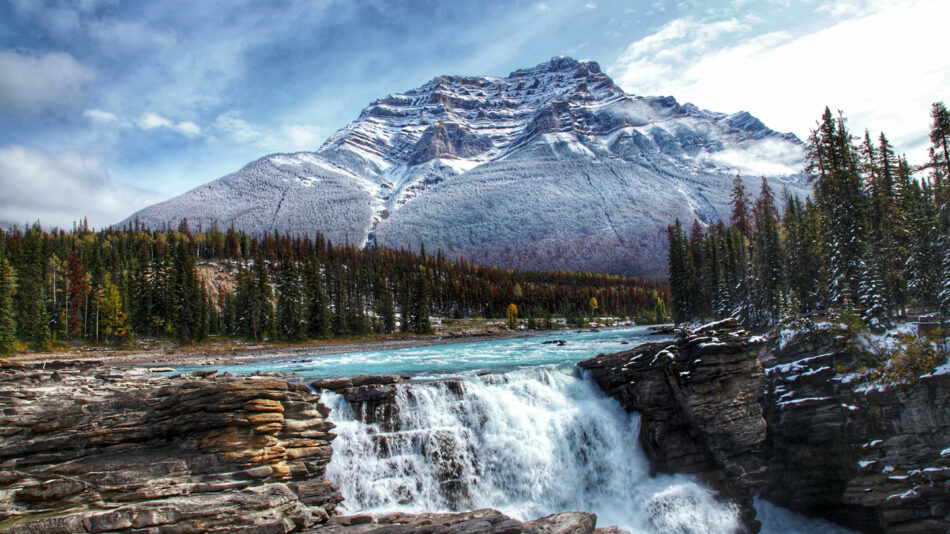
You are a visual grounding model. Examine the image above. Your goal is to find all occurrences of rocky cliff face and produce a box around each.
[579,319,950,534]
[579,319,768,532]
[0,360,343,533]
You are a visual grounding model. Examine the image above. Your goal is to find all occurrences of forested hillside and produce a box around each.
[667,104,950,328]
[0,222,666,354]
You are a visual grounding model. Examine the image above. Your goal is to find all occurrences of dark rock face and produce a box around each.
[761,333,950,533]
[0,360,343,533]
[579,319,950,534]
[579,318,767,532]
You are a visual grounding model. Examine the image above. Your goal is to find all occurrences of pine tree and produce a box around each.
[807,108,866,305]
[66,250,87,341]
[930,102,950,182]
[412,265,432,334]
[667,220,691,323]
[730,174,752,237]
[304,259,330,339]
[276,250,304,341]
[749,177,784,326]
[376,275,396,334]
[172,240,200,344]
[0,257,16,356]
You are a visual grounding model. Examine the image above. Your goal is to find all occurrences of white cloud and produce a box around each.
[136,112,202,137]
[700,138,804,177]
[212,111,264,144]
[0,50,95,116]
[0,145,165,229]
[283,125,324,151]
[82,108,118,123]
[609,0,950,162]
[585,3,597,9]
[535,3,552,11]
[211,110,323,151]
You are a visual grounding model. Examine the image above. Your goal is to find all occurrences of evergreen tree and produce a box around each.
[730,174,753,237]
[172,240,201,344]
[807,107,866,305]
[0,257,16,356]
[304,258,330,339]
[930,102,950,182]
[412,265,432,334]
[748,177,783,326]
[376,275,396,334]
[667,220,691,323]
[276,250,304,341]
[66,250,87,342]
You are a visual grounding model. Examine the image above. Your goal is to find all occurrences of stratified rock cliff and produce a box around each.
[0,361,343,533]
[579,319,950,534]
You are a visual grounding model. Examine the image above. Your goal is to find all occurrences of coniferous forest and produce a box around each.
[668,104,950,329]
[0,221,667,355]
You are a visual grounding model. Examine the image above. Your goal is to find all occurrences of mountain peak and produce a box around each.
[124,57,807,279]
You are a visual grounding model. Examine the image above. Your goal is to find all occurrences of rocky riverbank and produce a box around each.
[579,318,950,534]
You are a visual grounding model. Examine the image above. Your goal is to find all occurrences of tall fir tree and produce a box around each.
[276,249,304,341]
[0,256,16,356]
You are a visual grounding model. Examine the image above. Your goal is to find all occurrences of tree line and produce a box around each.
[668,104,950,328]
[0,222,667,354]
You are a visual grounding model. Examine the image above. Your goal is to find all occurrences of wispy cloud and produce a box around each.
[0,50,95,116]
[136,112,202,137]
[609,0,950,160]
[82,108,118,123]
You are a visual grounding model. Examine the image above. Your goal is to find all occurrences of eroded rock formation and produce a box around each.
[0,360,343,533]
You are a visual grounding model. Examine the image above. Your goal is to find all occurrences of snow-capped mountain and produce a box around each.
[123,57,808,278]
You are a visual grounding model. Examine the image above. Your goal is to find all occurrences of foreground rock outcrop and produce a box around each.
[0,360,343,533]
[580,318,950,534]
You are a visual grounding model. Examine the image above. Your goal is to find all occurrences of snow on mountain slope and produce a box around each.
[122,56,808,278]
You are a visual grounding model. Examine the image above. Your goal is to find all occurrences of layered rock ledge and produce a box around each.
[0,360,343,533]
[579,318,950,534]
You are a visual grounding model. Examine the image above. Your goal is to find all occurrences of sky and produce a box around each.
[0,0,947,229]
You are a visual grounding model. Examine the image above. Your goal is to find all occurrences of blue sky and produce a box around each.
[1,0,948,228]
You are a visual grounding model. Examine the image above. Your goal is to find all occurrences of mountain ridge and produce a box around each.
[123,56,809,278]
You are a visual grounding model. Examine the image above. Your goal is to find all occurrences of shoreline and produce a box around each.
[7,329,553,368]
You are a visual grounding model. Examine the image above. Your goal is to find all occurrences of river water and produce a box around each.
[190,327,855,534]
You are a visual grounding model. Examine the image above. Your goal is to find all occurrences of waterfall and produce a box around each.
[324,365,741,534]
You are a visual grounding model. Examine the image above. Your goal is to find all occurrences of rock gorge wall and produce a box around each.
[579,319,950,534]
[0,362,608,534]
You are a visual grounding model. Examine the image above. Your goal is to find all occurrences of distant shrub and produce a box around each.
[879,332,949,384]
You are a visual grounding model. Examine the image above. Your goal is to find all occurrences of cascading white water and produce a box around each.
[324,365,741,534]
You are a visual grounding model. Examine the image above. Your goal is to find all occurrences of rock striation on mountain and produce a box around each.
[123,57,808,278]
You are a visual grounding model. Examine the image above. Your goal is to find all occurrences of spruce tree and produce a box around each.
[730,174,752,237]
[304,258,330,339]
[750,177,783,326]
[412,265,431,334]
[0,257,16,356]
[276,250,304,341]
[667,220,691,323]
